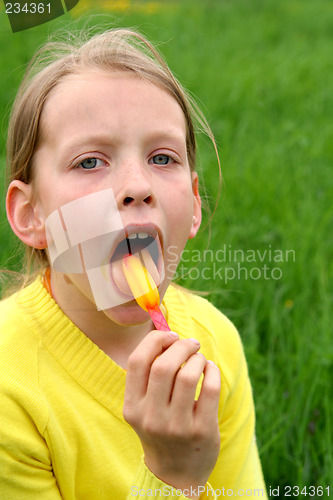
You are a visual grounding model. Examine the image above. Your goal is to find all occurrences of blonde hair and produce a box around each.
[5,27,220,290]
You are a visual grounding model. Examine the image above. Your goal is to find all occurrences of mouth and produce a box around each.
[111,228,160,267]
[110,225,164,299]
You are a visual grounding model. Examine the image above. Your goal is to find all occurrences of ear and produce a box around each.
[6,180,47,249]
[188,172,202,240]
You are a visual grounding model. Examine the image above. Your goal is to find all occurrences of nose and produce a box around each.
[123,193,153,207]
[118,161,155,208]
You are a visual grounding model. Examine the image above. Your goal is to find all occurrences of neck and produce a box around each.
[49,269,155,369]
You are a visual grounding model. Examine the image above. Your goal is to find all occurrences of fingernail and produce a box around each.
[189,338,201,346]
[169,331,179,339]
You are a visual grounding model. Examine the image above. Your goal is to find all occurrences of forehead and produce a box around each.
[39,70,187,144]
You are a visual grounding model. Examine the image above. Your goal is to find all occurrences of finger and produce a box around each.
[125,330,179,403]
[170,352,207,419]
[194,361,221,425]
[145,338,201,407]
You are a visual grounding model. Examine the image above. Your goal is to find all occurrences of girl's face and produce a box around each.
[32,70,201,325]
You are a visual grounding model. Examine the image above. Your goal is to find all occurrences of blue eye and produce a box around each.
[79,158,103,169]
[151,154,172,165]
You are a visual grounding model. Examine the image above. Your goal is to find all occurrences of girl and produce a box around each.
[0,29,267,499]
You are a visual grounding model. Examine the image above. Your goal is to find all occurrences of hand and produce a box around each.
[123,330,221,497]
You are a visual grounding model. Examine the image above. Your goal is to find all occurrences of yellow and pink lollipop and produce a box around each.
[122,253,170,331]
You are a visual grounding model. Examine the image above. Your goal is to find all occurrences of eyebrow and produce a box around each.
[60,128,187,157]
[143,129,187,149]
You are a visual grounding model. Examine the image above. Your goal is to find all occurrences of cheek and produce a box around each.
[32,169,59,215]
[166,191,194,247]
[169,184,194,224]
[33,175,79,220]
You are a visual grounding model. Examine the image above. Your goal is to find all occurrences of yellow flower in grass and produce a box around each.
[284,299,294,309]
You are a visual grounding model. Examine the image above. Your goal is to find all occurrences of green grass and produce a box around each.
[0,0,332,494]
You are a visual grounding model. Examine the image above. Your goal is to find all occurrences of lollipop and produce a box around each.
[122,253,170,331]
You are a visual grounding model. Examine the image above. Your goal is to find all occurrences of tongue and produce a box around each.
[112,248,160,298]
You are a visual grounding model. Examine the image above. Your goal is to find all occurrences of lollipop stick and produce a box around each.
[147,305,171,332]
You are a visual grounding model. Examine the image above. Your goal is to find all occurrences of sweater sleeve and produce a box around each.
[0,305,63,500]
[126,458,218,499]
[0,387,63,500]
[125,293,267,499]
[203,305,267,497]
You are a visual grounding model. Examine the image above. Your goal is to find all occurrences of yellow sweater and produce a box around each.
[0,276,266,499]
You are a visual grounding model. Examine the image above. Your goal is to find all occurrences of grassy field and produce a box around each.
[0,0,332,495]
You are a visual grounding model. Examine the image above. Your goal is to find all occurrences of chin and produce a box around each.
[101,301,152,327]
